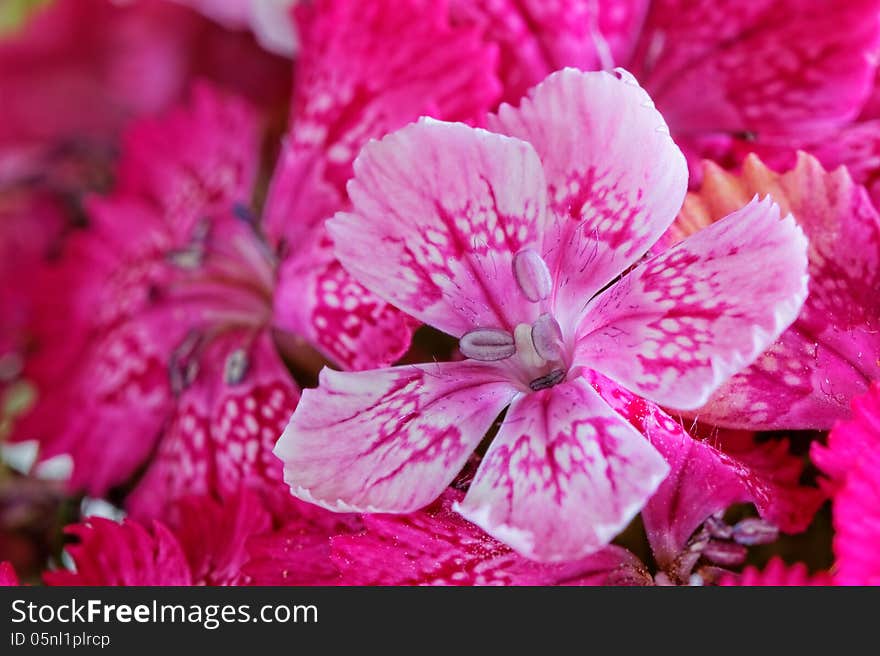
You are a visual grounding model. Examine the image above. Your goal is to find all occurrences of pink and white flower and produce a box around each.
[275,68,810,562]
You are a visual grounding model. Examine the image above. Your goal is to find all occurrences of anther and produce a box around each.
[512,249,552,302]
[701,541,748,567]
[731,518,779,546]
[531,313,563,361]
[167,247,204,269]
[529,368,566,391]
[459,328,516,361]
[169,331,203,394]
[224,348,249,385]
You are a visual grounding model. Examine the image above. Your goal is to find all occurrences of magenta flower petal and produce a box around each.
[328,120,549,337]
[0,562,19,587]
[679,155,880,429]
[630,0,880,143]
[586,373,822,567]
[449,0,647,103]
[813,383,880,585]
[331,490,645,585]
[169,490,272,586]
[44,518,193,586]
[128,329,300,520]
[284,0,501,195]
[577,197,808,410]
[273,227,418,371]
[44,490,277,586]
[457,378,668,563]
[274,362,518,513]
[489,68,688,331]
[243,499,361,586]
[113,83,261,228]
[719,557,832,587]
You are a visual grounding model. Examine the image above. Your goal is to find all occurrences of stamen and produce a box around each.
[167,246,204,269]
[512,249,552,302]
[514,323,544,369]
[731,518,779,546]
[701,541,748,567]
[459,328,516,361]
[224,348,249,385]
[529,368,566,391]
[531,313,563,361]
[169,331,203,394]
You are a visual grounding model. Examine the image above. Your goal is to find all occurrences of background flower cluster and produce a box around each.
[0,0,878,586]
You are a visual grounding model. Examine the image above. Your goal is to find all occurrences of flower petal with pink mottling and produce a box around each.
[678,155,880,429]
[629,0,880,142]
[284,0,500,195]
[128,329,300,519]
[274,361,518,513]
[488,68,688,331]
[115,83,261,232]
[449,0,648,103]
[457,377,668,563]
[576,197,808,410]
[331,489,647,585]
[328,119,548,337]
[273,231,417,371]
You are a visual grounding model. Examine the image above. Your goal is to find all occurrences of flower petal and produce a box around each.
[576,197,808,410]
[585,372,822,566]
[0,562,19,587]
[630,0,880,140]
[273,232,417,371]
[488,68,688,331]
[677,155,880,429]
[813,383,880,585]
[115,83,261,233]
[168,489,272,586]
[328,119,548,337]
[274,361,518,513]
[285,0,500,195]
[243,500,362,586]
[331,489,647,585]
[448,0,648,103]
[457,377,668,563]
[44,517,193,586]
[128,329,300,520]
[718,557,831,586]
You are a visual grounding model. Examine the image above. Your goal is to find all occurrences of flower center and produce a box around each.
[459,249,568,391]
